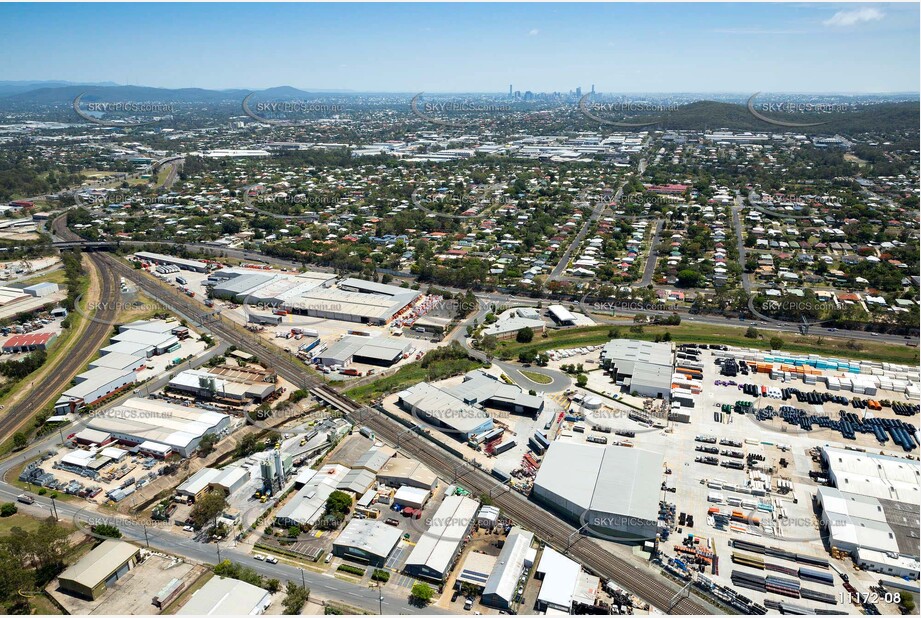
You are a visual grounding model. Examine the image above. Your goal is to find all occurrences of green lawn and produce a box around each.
[496,322,919,365]
[345,357,484,403]
[0,512,46,535]
[519,370,553,384]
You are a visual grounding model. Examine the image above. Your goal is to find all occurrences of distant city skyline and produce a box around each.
[0,2,917,93]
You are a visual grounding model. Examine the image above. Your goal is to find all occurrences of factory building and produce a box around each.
[450,370,544,417]
[397,382,493,440]
[58,540,140,600]
[88,352,147,373]
[177,576,272,615]
[481,527,535,609]
[404,495,479,581]
[135,251,209,273]
[54,367,137,414]
[532,442,663,542]
[378,457,438,490]
[816,486,919,558]
[177,466,251,501]
[23,281,60,297]
[821,446,920,504]
[84,397,229,458]
[167,368,276,402]
[600,339,674,398]
[481,316,546,340]
[275,464,350,528]
[535,547,601,613]
[318,335,412,368]
[456,552,498,591]
[111,329,180,355]
[1,332,57,353]
[332,519,403,567]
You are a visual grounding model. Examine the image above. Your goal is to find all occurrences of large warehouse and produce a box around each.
[532,442,663,542]
[600,339,674,398]
[135,251,209,272]
[397,382,493,440]
[318,335,412,367]
[450,370,544,417]
[404,495,479,581]
[84,398,230,457]
[821,446,920,504]
[58,540,140,600]
[816,486,919,558]
[54,367,137,414]
[332,519,403,567]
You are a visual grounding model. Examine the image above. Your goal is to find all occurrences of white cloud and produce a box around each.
[528,28,540,36]
[823,7,884,27]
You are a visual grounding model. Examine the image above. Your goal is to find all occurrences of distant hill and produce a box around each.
[0,84,355,105]
[0,80,120,98]
[619,100,920,133]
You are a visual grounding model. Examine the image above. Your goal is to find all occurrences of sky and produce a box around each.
[1,2,918,93]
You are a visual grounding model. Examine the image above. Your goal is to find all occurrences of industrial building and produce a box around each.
[821,446,920,504]
[84,397,230,458]
[275,464,349,528]
[167,368,276,402]
[404,495,479,581]
[318,335,412,368]
[135,251,209,273]
[177,466,251,501]
[177,576,272,615]
[378,457,438,490]
[1,331,57,353]
[450,370,544,417]
[600,339,674,398]
[481,316,546,340]
[456,552,498,590]
[397,382,493,440]
[54,367,137,414]
[23,281,60,297]
[57,540,140,600]
[816,486,919,558]
[532,442,663,542]
[393,485,430,510]
[332,519,403,567]
[88,352,146,372]
[481,526,535,609]
[111,329,180,355]
[547,304,577,325]
[855,548,920,581]
[535,547,600,612]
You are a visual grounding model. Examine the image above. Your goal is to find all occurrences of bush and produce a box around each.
[371,569,390,582]
[337,564,366,577]
[515,327,534,344]
[411,582,435,605]
[0,502,17,517]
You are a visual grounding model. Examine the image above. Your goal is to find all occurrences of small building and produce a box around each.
[2,332,56,353]
[403,495,479,581]
[135,251,209,273]
[177,576,272,615]
[393,485,430,510]
[456,552,498,591]
[88,352,146,373]
[332,519,402,567]
[477,505,501,529]
[58,540,141,600]
[855,548,920,581]
[547,304,576,325]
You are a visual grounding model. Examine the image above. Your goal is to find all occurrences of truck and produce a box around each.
[359,426,375,440]
[341,368,362,377]
[273,309,288,316]
[303,328,319,338]
[16,494,34,505]
[175,276,187,285]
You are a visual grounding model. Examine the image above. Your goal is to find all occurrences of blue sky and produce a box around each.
[1,2,917,93]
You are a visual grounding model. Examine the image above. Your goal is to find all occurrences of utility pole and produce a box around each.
[49,497,58,521]
[143,525,150,548]
[300,567,306,590]
[216,541,222,563]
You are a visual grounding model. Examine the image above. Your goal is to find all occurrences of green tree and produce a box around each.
[745,325,759,339]
[0,503,16,517]
[198,433,218,456]
[576,374,588,387]
[515,327,534,344]
[190,491,228,530]
[282,582,310,614]
[91,523,122,538]
[769,336,784,350]
[411,582,435,605]
[12,432,27,450]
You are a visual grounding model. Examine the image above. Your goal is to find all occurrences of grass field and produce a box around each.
[345,357,483,403]
[519,369,553,384]
[0,512,46,535]
[496,322,920,365]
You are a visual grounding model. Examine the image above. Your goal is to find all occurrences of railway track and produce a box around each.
[0,217,120,442]
[96,250,717,615]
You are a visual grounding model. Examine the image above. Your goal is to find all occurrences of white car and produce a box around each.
[254,554,265,561]
[183,525,194,532]
[265,556,278,564]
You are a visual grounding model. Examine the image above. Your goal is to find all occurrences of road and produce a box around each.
[96,252,717,614]
[731,192,753,293]
[548,183,622,281]
[639,218,664,286]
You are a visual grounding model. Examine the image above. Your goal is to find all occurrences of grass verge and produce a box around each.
[496,322,920,365]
